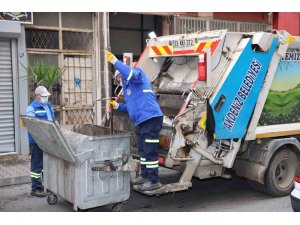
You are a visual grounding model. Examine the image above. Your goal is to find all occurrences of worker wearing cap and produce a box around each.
[23,86,54,197]
[107,51,163,192]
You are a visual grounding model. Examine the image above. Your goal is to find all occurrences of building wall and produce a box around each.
[151,12,269,21]
[273,12,300,36]
[25,12,97,126]
[0,13,108,155]
[149,12,269,23]
[109,13,162,59]
[18,26,30,155]
[213,12,269,23]
[0,21,29,155]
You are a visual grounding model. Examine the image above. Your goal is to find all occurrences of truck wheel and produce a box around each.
[264,149,297,197]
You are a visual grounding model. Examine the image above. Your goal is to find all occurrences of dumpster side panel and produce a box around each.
[76,135,131,209]
[77,169,130,210]
[89,136,131,161]
[44,133,131,210]
[44,154,130,209]
[44,154,76,203]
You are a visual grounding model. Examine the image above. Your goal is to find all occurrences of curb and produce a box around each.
[0,176,31,187]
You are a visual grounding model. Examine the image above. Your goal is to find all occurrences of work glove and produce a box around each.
[106,51,117,65]
[107,99,119,110]
[20,119,25,127]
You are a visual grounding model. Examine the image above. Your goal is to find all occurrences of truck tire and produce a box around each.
[264,148,298,197]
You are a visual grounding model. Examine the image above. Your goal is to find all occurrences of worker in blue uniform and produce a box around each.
[22,86,54,197]
[107,51,163,191]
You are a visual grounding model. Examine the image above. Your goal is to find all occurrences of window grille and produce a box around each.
[62,31,93,51]
[65,108,94,124]
[63,56,93,106]
[209,20,238,32]
[25,29,59,49]
[180,18,207,33]
[240,22,268,32]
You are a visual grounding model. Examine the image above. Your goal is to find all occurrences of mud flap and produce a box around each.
[206,99,215,146]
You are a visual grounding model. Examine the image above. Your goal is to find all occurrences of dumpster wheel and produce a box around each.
[112,203,123,212]
[47,194,58,205]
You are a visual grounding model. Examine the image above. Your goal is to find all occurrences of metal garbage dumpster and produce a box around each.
[21,115,136,211]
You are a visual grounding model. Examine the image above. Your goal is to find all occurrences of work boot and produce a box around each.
[131,176,147,185]
[31,189,47,197]
[137,181,162,191]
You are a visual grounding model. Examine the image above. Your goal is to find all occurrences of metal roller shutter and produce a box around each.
[0,39,15,153]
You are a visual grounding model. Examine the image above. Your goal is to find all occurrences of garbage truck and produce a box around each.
[113,29,300,197]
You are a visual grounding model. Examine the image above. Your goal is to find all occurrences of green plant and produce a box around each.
[25,60,65,91]
[43,64,65,91]
[26,60,46,85]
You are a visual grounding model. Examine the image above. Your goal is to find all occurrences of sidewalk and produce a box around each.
[0,154,31,187]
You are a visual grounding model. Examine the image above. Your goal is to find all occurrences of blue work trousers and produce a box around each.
[30,144,43,191]
[137,116,163,183]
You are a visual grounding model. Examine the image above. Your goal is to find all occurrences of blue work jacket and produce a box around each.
[25,99,54,144]
[114,60,163,126]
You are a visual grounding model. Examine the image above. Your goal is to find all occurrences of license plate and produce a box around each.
[170,39,196,48]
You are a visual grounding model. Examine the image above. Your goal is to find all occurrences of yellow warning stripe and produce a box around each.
[198,114,216,139]
[194,41,212,53]
[256,129,300,139]
[287,36,296,44]
[157,46,168,55]
[203,42,212,48]
[198,113,207,130]
[168,46,174,53]
[150,46,173,55]
[194,42,200,52]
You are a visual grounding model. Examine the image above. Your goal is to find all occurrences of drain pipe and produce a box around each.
[102,13,114,134]
[103,12,110,107]
[94,12,101,125]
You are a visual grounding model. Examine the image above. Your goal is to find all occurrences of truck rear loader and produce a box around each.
[113,29,300,197]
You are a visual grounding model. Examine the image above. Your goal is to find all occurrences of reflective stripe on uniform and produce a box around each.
[145,139,159,143]
[140,157,146,161]
[127,70,133,81]
[140,160,158,165]
[35,110,46,114]
[146,164,159,168]
[31,172,41,178]
[143,90,153,93]
[31,172,41,176]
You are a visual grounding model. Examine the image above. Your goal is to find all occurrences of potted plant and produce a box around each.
[25,60,65,93]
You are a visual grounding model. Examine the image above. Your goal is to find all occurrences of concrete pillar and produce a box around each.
[18,26,29,155]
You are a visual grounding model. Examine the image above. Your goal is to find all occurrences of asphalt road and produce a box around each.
[0,167,293,212]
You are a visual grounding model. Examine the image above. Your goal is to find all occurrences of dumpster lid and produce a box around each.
[21,116,77,164]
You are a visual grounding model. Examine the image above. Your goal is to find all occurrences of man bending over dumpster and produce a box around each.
[106,51,163,192]
[21,86,54,197]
